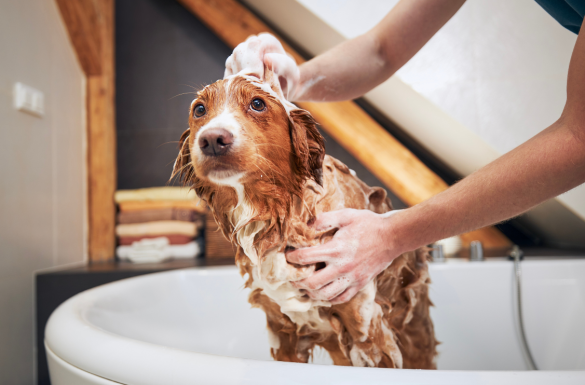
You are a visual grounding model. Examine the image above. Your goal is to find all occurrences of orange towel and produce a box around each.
[118,234,194,245]
[117,208,204,225]
[115,221,198,237]
[118,200,207,213]
[115,187,197,202]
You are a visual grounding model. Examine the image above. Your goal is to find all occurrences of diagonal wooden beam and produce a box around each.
[55,0,103,76]
[56,0,117,262]
[177,0,511,249]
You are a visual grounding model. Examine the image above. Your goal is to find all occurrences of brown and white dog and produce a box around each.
[172,69,437,368]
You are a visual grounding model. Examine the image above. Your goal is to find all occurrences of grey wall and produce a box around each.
[116,0,231,189]
[114,0,405,208]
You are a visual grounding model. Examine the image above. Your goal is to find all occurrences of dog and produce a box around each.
[172,68,437,368]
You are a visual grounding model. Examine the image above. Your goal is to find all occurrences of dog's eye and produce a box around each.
[193,104,206,117]
[250,98,265,111]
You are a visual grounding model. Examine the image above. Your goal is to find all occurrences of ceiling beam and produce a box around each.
[55,0,103,76]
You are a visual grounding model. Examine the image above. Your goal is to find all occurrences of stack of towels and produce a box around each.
[115,187,206,263]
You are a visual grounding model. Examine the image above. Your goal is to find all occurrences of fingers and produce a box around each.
[224,55,236,78]
[294,265,359,303]
[285,241,337,265]
[263,53,300,99]
[330,286,360,305]
[256,33,286,55]
[224,33,286,80]
[306,276,351,301]
[292,265,339,291]
[313,209,357,232]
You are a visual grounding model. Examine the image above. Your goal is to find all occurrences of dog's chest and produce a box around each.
[233,157,374,332]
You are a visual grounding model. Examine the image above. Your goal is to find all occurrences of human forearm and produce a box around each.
[293,0,466,102]
[286,117,585,303]
[386,25,585,254]
[386,118,585,254]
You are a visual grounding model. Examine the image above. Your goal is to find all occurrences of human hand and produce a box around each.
[286,209,404,304]
[224,33,300,100]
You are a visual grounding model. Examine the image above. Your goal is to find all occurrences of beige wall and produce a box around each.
[0,0,86,383]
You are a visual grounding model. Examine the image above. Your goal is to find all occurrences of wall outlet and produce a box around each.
[13,82,44,117]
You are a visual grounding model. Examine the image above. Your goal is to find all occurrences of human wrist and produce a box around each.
[291,63,327,102]
[290,66,309,101]
[379,209,416,258]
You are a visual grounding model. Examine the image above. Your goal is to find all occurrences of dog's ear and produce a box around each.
[289,109,325,185]
[367,186,393,214]
[171,128,195,184]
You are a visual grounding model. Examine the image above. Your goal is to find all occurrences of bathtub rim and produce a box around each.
[46,344,120,385]
[45,263,585,385]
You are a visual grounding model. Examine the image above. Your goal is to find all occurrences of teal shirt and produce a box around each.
[535,0,585,34]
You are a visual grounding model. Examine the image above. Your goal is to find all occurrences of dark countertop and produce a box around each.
[40,256,235,275]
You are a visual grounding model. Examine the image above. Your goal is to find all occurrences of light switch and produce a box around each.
[13,82,44,117]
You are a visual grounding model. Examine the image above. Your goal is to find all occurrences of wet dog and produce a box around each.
[172,69,437,368]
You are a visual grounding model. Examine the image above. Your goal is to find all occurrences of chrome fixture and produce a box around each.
[432,244,445,262]
[510,245,539,370]
[470,241,484,261]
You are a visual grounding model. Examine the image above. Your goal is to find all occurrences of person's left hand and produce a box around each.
[285,208,404,304]
[224,33,300,99]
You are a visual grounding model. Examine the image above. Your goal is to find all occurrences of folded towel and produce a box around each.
[115,220,197,237]
[117,208,204,225]
[116,237,201,263]
[118,200,206,213]
[115,187,197,202]
[118,234,194,245]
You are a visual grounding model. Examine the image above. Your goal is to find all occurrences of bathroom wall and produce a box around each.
[0,0,86,383]
[116,0,231,189]
[243,0,585,247]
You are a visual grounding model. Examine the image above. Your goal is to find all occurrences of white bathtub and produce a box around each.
[45,258,585,384]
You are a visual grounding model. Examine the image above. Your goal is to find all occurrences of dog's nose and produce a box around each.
[198,128,234,156]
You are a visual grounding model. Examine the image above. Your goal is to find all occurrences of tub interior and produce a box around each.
[86,268,275,362]
[83,259,585,370]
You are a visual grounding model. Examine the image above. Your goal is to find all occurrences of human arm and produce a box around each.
[291,0,466,101]
[225,0,466,101]
[286,27,585,304]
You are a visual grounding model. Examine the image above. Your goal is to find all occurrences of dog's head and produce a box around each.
[173,71,325,203]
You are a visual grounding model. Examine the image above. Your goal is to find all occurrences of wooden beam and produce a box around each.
[302,101,447,206]
[178,0,511,249]
[55,0,102,76]
[87,0,117,263]
[177,0,304,65]
[57,0,117,262]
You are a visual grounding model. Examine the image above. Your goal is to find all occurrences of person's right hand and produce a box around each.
[224,33,300,100]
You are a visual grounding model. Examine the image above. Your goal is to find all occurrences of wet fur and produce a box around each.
[173,74,437,368]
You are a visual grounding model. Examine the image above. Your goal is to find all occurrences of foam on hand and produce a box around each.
[223,33,298,114]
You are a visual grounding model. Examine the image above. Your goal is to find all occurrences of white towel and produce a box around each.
[116,237,200,263]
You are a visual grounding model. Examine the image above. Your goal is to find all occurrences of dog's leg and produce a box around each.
[331,283,403,368]
[249,288,314,363]
[377,250,438,369]
[316,334,352,366]
[269,329,315,363]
